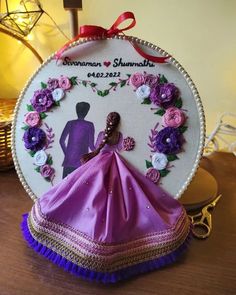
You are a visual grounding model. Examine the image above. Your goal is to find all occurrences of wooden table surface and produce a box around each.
[0,152,236,295]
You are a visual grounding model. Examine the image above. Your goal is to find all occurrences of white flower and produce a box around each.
[52,88,65,102]
[151,152,168,170]
[135,85,151,100]
[34,150,48,166]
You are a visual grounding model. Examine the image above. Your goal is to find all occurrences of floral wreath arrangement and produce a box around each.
[129,72,188,184]
[22,72,187,184]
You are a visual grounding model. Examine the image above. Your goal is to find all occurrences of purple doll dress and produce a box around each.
[22,132,191,283]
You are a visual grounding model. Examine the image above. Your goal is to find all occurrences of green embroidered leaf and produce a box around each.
[126,74,131,77]
[28,150,36,157]
[167,154,179,161]
[34,166,40,173]
[82,80,87,87]
[141,98,151,105]
[179,126,188,133]
[159,75,168,84]
[159,169,170,177]
[46,155,53,165]
[154,108,166,116]
[45,177,51,182]
[109,82,118,87]
[90,82,97,87]
[145,160,153,169]
[174,97,183,108]
[120,80,126,87]
[27,104,34,111]
[21,125,29,130]
[70,76,78,85]
[54,101,60,106]
[103,89,109,96]
[97,90,103,96]
[40,112,47,119]
[41,82,47,89]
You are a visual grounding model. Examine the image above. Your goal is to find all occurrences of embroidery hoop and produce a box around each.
[11,35,205,201]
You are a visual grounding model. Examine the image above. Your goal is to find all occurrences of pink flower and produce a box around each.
[144,74,159,88]
[129,72,145,88]
[146,168,160,184]
[58,76,71,90]
[40,164,55,179]
[24,111,41,127]
[162,107,186,128]
[123,137,135,151]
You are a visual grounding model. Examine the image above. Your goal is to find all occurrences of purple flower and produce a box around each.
[23,127,47,151]
[146,168,160,184]
[150,83,179,108]
[155,127,183,154]
[47,78,59,90]
[30,89,54,113]
[144,74,159,88]
[40,164,55,179]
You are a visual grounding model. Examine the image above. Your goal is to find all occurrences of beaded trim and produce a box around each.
[27,201,191,272]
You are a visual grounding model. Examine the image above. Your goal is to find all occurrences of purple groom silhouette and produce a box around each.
[59,102,95,178]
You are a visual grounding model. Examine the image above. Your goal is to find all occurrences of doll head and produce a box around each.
[80,112,120,164]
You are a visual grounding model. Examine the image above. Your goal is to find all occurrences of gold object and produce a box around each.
[0,0,44,37]
[188,194,222,239]
[0,98,16,171]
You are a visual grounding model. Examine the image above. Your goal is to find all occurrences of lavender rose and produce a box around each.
[146,168,160,184]
[47,78,59,90]
[33,150,48,166]
[152,152,168,170]
[23,127,47,151]
[58,76,72,90]
[136,85,151,100]
[155,127,183,154]
[40,164,55,179]
[30,89,54,113]
[52,88,65,102]
[144,74,159,88]
[150,83,179,108]
[130,72,145,88]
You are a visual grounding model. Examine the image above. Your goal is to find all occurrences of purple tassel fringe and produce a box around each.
[21,213,191,283]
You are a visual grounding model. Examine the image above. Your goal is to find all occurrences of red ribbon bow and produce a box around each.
[55,12,170,63]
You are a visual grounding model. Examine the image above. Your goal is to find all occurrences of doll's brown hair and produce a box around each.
[80,112,120,164]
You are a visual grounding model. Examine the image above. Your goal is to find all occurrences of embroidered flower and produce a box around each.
[151,152,168,170]
[24,111,41,127]
[162,107,186,128]
[146,168,160,184]
[47,78,59,90]
[30,89,54,113]
[58,76,72,90]
[136,85,151,100]
[155,127,183,154]
[52,88,65,102]
[130,72,145,88]
[150,83,179,108]
[123,137,135,151]
[23,127,47,151]
[40,164,55,179]
[144,74,159,88]
[33,150,48,166]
